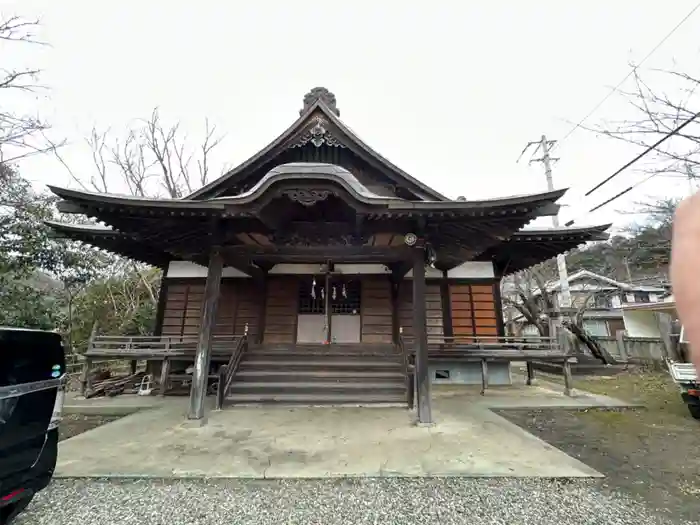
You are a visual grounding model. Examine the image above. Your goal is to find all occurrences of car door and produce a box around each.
[0,329,65,490]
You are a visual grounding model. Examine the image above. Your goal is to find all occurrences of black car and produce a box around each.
[0,328,66,524]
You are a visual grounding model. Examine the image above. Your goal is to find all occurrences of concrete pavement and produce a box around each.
[56,384,633,479]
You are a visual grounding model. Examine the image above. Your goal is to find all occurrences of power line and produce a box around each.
[555,1,700,149]
[564,110,700,226]
[564,171,673,227]
[584,110,700,197]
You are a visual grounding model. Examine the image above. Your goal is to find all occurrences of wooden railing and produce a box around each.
[397,327,415,409]
[424,335,561,352]
[86,334,242,358]
[400,333,575,396]
[81,333,245,396]
[216,324,249,410]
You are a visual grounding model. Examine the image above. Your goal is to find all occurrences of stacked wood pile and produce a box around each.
[85,369,147,399]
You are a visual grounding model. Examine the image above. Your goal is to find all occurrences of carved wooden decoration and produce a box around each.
[271,231,370,247]
[283,189,332,207]
[291,117,344,149]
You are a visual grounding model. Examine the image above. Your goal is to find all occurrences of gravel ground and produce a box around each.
[13,478,692,525]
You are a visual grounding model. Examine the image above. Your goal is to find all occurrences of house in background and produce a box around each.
[506,269,669,337]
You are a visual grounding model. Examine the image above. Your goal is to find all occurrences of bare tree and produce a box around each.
[591,65,700,178]
[502,263,624,338]
[0,16,61,165]
[57,108,225,198]
[501,263,559,336]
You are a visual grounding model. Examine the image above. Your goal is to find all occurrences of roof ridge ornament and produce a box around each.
[291,116,345,149]
[300,87,339,116]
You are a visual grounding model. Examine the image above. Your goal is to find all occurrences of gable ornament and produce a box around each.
[291,116,344,149]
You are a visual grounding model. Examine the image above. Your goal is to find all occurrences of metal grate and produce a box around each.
[298,277,326,314]
[297,277,362,315]
[331,279,361,315]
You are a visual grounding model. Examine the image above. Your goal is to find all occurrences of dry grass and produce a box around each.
[502,368,700,521]
[539,368,693,429]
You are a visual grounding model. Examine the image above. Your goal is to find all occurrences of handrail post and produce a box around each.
[219,323,251,411]
[399,327,415,409]
[216,365,228,410]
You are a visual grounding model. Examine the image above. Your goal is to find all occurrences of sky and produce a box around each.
[2,0,700,232]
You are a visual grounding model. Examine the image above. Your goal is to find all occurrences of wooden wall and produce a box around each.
[159,279,263,339]
[360,277,393,343]
[398,281,444,339]
[263,276,298,343]
[449,283,499,337]
[161,281,204,337]
[157,276,504,344]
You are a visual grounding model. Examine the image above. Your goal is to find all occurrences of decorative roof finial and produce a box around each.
[300,87,339,117]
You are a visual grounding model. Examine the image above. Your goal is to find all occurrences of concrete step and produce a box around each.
[229,382,406,395]
[239,360,404,371]
[226,392,406,405]
[244,351,402,361]
[249,343,397,352]
[235,370,406,383]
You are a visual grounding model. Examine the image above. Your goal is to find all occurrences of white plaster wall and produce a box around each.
[268,263,390,275]
[335,264,391,275]
[166,261,250,278]
[622,310,662,338]
[430,361,511,386]
[404,261,495,279]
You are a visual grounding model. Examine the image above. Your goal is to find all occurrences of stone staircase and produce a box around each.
[226,343,408,405]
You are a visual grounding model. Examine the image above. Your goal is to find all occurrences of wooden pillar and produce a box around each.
[440,270,453,342]
[413,243,432,424]
[160,357,171,396]
[390,280,400,344]
[324,271,331,343]
[480,359,488,395]
[563,357,574,396]
[187,248,223,420]
[152,272,170,336]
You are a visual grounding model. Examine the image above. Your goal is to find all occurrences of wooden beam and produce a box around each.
[187,247,223,421]
[223,245,412,263]
[412,241,432,424]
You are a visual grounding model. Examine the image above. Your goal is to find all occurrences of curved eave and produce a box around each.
[478,224,611,275]
[48,178,566,219]
[385,188,567,211]
[186,100,449,202]
[45,221,169,267]
[48,185,222,210]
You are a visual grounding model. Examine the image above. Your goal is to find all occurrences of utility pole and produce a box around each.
[519,134,572,309]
